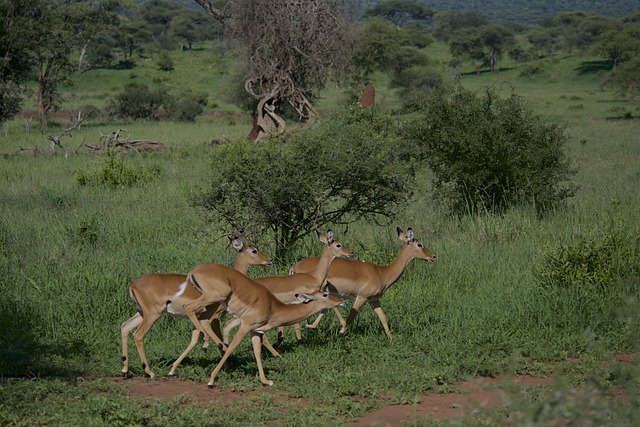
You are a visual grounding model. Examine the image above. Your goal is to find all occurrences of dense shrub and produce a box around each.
[401,86,578,214]
[536,228,640,289]
[156,50,174,72]
[105,84,206,122]
[105,83,169,120]
[74,151,161,187]
[389,65,447,111]
[193,106,414,259]
[166,90,207,122]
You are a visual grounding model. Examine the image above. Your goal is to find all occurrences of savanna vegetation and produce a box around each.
[1,0,639,425]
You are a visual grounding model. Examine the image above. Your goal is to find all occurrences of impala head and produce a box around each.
[317,229,354,259]
[230,237,273,266]
[397,227,436,262]
[294,291,345,310]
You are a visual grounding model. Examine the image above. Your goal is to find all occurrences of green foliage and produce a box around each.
[364,0,434,27]
[74,151,162,187]
[389,65,447,110]
[193,106,414,259]
[105,82,169,120]
[156,50,174,72]
[166,90,207,122]
[606,56,640,101]
[536,228,640,290]
[401,86,578,214]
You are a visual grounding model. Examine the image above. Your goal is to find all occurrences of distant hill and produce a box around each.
[149,1,639,24]
[359,0,639,24]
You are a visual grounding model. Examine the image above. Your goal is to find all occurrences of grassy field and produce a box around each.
[1,41,639,425]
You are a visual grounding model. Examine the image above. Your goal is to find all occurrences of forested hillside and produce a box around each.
[358,0,639,23]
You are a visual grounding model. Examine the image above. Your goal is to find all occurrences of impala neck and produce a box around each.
[378,244,415,290]
[275,300,331,327]
[308,245,335,283]
[233,256,250,275]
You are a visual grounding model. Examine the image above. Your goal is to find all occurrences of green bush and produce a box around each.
[105,84,206,122]
[166,90,207,122]
[193,106,414,259]
[104,83,169,120]
[389,65,447,111]
[156,50,174,72]
[536,229,640,289]
[401,86,578,214]
[74,151,161,187]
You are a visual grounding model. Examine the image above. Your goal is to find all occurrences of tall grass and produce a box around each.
[1,43,639,425]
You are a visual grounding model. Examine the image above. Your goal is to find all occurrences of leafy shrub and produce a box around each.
[401,86,578,215]
[166,90,207,122]
[156,50,174,72]
[105,83,169,120]
[389,65,447,111]
[519,62,546,77]
[74,151,161,187]
[106,84,206,122]
[536,230,640,289]
[193,106,414,259]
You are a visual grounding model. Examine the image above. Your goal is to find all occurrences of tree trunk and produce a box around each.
[78,42,89,74]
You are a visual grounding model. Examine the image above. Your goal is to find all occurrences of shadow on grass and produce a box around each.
[575,60,613,75]
[0,299,87,379]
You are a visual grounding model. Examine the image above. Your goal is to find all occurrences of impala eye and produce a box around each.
[417,243,423,248]
[252,249,258,254]
[336,244,342,248]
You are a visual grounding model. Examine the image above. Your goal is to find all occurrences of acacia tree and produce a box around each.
[194,107,415,259]
[194,0,354,142]
[17,0,119,129]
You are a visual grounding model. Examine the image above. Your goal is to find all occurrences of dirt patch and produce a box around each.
[354,375,555,426]
[110,374,556,424]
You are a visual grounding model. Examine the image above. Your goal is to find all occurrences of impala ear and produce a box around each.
[231,238,244,251]
[326,229,334,245]
[406,228,415,243]
[397,227,406,241]
[317,229,336,245]
[294,293,314,304]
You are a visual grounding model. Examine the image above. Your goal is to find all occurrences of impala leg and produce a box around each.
[339,296,368,336]
[333,306,347,329]
[209,305,226,352]
[369,299,393,342]
[305,312,324,329]
[120,313,143,378]
[275,326,286,348]
[222,317,242,345]
[168,328,202,376]
[293,323,303,341]
[261,334,281,358]
[132,311,163,379]
[200,318,226,353]
[251,332,273,386]
[208,324,250,388]
[184,296,219,338]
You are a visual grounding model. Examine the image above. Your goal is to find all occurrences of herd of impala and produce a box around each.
[120,227,436,387]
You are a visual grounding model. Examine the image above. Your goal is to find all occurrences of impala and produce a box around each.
[184,264,345,386]
[120,238,272,379]
[289,227,436,341]
[222,230,353,345]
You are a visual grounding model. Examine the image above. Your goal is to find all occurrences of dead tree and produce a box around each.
[194,0,354,142]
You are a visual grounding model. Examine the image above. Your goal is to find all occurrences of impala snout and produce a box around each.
[426,253,436,263]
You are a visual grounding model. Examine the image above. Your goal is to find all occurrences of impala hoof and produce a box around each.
[207,383,215,389]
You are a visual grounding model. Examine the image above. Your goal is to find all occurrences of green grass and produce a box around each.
[1,41,639,425]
